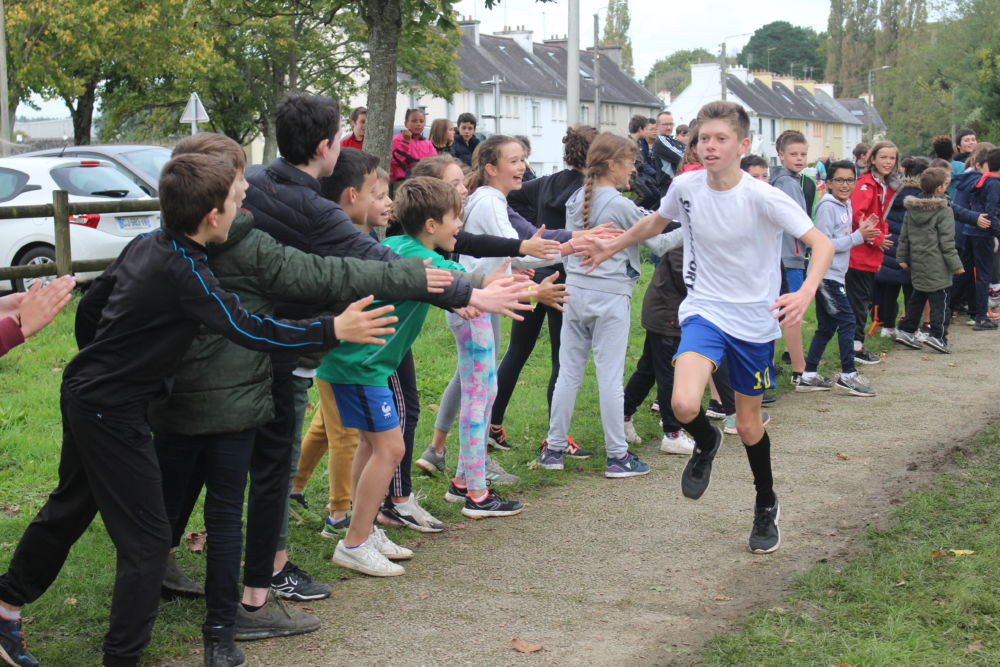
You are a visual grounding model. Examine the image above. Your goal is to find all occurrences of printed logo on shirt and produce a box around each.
[381,401,393,421]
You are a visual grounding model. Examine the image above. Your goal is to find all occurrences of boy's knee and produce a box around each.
[736,415,764,444]
[672,396,700,423]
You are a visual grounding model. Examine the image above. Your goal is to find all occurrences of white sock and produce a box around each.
[841,371,857,380]
[0,606,21,621]
[853,341,863,352]
[802,371,817,380]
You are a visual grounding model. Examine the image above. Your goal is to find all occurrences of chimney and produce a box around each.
[494,25,534,53]
[590,44,623,68]
[772,75,795,90]
[544,35,568,48]
[752,71,773,87]
[459,17,480,47]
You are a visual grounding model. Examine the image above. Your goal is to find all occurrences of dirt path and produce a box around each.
[225,324,998,666]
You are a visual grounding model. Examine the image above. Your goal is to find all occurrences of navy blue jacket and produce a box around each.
[878,180,917,285]
[958,172,1000,239]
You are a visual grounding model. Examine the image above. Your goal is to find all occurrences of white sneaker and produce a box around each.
[879,327,895,338]
[624,418,642,444]
[332,537,405,576]
[915,330,928,342]
[369,526,413,560]
[385,494,445,533]
[660,430,695,455]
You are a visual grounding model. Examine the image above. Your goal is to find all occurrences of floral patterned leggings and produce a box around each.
[446,311,497,491]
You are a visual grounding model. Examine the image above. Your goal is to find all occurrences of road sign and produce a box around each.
[180,92,209,134]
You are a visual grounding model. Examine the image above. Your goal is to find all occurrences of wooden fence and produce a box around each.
[0,190,158,283]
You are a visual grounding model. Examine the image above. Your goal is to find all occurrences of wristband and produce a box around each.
[526,285,538,310]
[568,238,576,252]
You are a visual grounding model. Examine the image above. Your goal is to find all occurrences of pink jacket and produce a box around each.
[0,316,24,358]
[390,133,438,181]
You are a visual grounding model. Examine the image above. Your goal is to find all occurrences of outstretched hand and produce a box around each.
[333,295,398,345]
[575,235,616,274]
[520,225,561,260]
[531,271,569,311]
[468,276,533,320]
[422,258,453,293]
[17,275,76,338]
[768,286,815,328]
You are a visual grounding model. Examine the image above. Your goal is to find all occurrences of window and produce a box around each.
[813,122,823,138]
[531,100,541,128]
[50,164,146,198]
[580,103,589,124]
[770,119,776,137]
[0,167,29,203]
[474,94,484,117]
[552,99,565,121]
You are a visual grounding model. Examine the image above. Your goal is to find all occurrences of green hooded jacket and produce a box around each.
[897,195,963,293]
[146,210,433,436]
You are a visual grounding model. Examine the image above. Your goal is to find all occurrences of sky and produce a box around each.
[19,0,831,119]
[455,0,831,80]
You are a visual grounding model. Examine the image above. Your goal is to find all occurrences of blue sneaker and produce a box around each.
[531,446,564,470]
[0,615,38,667]
[604,452,650,478]
[320,514,351,539]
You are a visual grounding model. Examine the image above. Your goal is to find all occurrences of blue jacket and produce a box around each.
[958,172,1000,239]
[878,179,916,285]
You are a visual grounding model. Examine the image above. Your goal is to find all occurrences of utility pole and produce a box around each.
[0,0,10,156]
[567,0,580,126]
[867,65,892,141]
[593,12,600,127]
[719,41,727,100]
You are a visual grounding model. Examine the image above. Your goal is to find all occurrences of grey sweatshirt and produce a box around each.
[813,193,863,284]
[564,185,683,296]
[771,167,809,269]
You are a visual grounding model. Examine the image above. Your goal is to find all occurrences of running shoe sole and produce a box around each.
[834,381,876,397]
[923,339,951,354]
[331,551,405,577]
[461,506,524,519]
[604,467,651,479]
[414,459,443,475]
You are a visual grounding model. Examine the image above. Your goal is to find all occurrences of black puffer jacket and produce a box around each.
[640,223,685,338]
[245,158,472,315]
[878,177,917,286]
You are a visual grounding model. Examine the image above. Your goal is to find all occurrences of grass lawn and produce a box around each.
[700,425,1000,666]
[0,259,894,665]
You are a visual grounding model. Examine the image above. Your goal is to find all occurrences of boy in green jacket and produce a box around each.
[894,167,964,353]
[320,177,530,577]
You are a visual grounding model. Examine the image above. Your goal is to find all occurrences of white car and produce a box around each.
[0,156,160,291]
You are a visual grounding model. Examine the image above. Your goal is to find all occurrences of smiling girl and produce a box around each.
[390,108,438,182]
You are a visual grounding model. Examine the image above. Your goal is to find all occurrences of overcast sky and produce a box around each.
[20,0,831,119]
[455,0,831,79]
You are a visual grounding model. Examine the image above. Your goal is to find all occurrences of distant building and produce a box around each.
[12,118,75,143]
[345,20,662,175]
[836,97,888,143]
[669,63,867,165]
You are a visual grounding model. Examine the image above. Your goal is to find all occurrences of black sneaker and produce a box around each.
[748,496,781,554]
[461,490,524,518]
[235,591,321,641]
[681,426,722,500]
[705,399,725,419]
[161,550,204,598]
[854,348,881,364]
[444,480,469,503]
[203,625,247,667]
[973,319,998,330]
[487,425,510,451]
[270,561,331,601]
[288,491,309,510]
[0,615,38,667]
[563,436,593,460]
[761,391,777,405]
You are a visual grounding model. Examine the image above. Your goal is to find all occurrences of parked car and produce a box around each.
[14,144,172,196]
[0,157,160,291]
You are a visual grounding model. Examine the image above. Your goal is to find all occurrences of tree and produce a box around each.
[643,48,714,95]
[737,21,825,79]
[825,0,879,97]
[601,0,633,77]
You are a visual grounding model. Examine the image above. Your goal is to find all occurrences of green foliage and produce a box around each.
[737,20,825,79]
[701,425,1000,665]
[601,0,634,77]
[644,48,715,95]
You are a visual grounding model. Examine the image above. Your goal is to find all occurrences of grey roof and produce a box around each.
[814,89,864,126]
[836,98,886,131]
[726,75,783,117]
[793,86,843,124]
[429,26,660,109]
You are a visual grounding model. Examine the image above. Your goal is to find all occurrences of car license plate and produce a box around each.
[117,216,153,231]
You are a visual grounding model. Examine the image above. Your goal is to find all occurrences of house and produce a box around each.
[669,63,866,164]
[346,20,662,176]
[836,98,887,143]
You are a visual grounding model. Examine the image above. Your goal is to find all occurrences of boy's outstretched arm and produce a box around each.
[467,277,533,320]
[580,210,672,273]
[769,227,833,327]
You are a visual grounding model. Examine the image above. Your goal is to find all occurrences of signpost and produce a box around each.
[180,92,210,135]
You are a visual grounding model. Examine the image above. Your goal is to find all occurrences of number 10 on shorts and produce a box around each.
[753,366,772,390]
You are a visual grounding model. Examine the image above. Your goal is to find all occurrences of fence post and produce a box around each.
[53,189,71,277]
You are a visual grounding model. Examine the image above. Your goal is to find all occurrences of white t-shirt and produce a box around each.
[658,170,814,343]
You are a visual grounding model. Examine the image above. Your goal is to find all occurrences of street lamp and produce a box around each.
[867,65,893,140]
[719,32,752,100]
[766,47,776,73]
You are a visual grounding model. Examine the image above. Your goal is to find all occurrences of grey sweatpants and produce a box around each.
[545,285,631,459]
[434,313,502,432]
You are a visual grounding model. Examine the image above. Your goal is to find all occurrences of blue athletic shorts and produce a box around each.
[673,314,775,396]
[330,383,399,432]
[785,267,805,294]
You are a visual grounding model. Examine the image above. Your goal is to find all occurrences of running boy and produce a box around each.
[799,160,879,395]
[0,153,396,667]
[584,101,833,554]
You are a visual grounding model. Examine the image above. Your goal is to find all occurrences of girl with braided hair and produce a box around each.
[534,132,683,478]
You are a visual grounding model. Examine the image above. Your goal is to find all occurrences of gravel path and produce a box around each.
[185,324,999,666]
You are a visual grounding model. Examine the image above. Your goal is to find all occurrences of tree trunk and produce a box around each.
[70,79,97,145]
[262,114,278,163]
[364,0,402,171]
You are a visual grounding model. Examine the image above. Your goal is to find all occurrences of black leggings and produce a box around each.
[490,286,564,425]
[387,350,418,498]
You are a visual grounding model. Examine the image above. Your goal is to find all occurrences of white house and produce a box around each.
[345,20,662,175]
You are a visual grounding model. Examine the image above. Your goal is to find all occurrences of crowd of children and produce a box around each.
[1,94,996,667]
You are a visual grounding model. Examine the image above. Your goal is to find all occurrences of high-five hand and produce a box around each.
[333,295,398,345]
